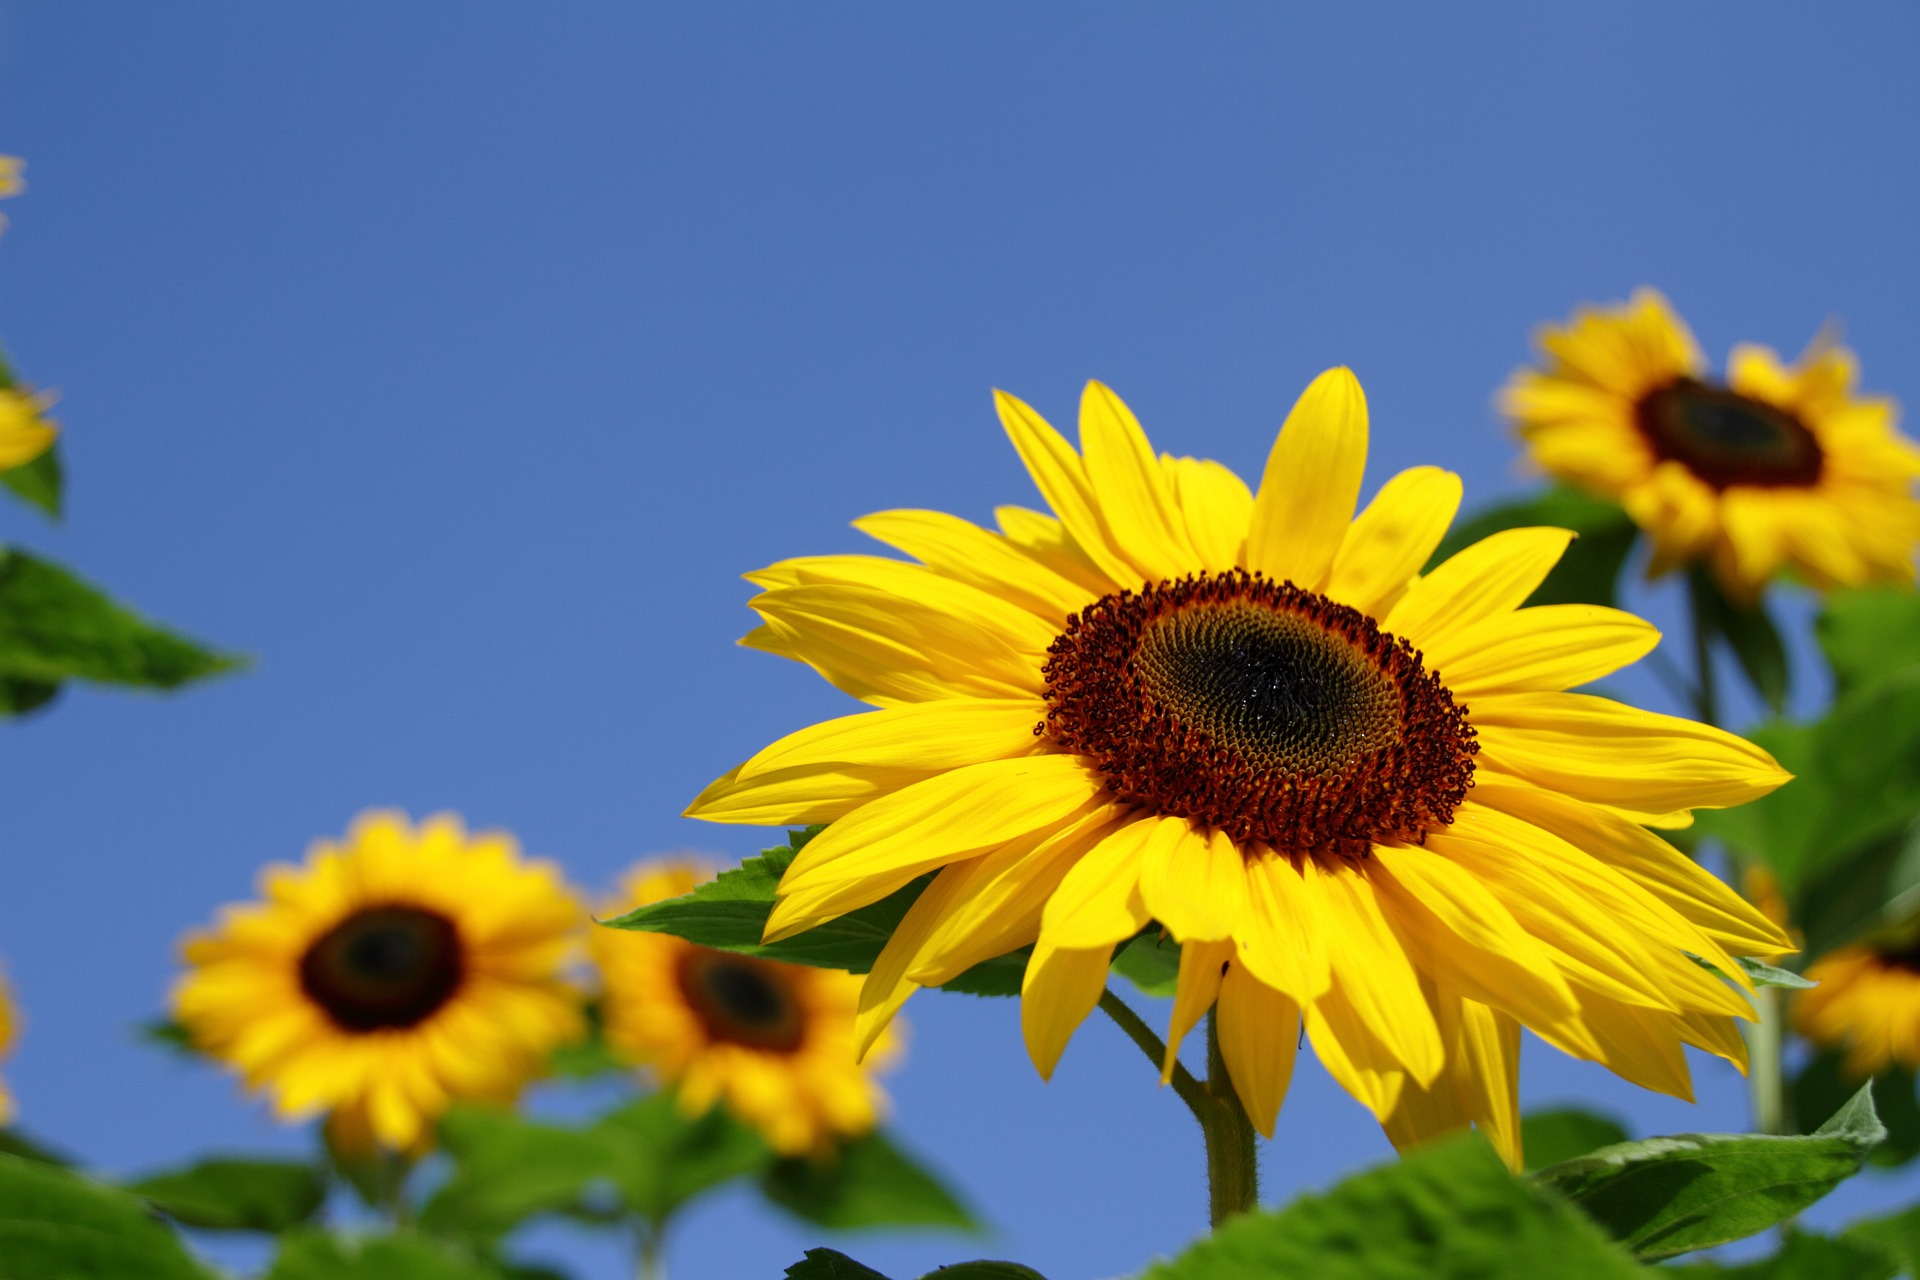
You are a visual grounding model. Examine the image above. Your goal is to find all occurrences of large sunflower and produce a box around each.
[1500,288,1920,601]
[1795,942,1920,1079]
[688,368,1794,1167]
[173,811,586,1152]
[589,860,898,1156]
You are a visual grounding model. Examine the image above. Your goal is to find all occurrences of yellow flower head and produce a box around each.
[1501,289,1920,601]
[689,368,1794,1169]
[1795,942,1920,1078]
[0,387,58,473]
[0,966,18,1125]
[172,811,587,1153]
[0,156,22,236]
[589,859,899,1156]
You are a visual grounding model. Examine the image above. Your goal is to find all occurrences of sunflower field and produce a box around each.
[5,9,1920,1280]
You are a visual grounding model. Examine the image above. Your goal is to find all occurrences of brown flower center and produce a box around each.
[1041,570,1477,859]
[676,949,806,1054]
[299,905,465,1032]
[1635,377,1823,490]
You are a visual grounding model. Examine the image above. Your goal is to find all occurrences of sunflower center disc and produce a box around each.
[299,905,465,1031]
[1636,378,1823,489]
[1042,570,1477,858]
[676,949,806,1053]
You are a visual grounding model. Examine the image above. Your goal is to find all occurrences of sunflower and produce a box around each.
[172,811,586,1153]
[1795,942,1920,1078]
[0,966,17,1125]
[1500,288,1920,601]
[589,860,898,1156]
[687,368,1794,1168]
[0,386,57,472]
[0,155,20,236]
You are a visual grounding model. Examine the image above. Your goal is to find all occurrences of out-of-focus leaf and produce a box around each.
[545,999,625,1079]
[1532,1084,1884,1260]
[784,1250,894,1280]
[1520,1109,1630,1173]
[1818,588,1920,698]
[1112,930,1180,998]
[126,1156,326,1232]
[1846,1203,1920,1276]
[1691,567,1790,714]
[1425,486,1639,609]
[1790,1054,1920,1167]
[2,441,61,519]
[1792,822,1920,962]
[1696,669,1920,890]
[0,549,242,690]
[601,829,1020,995]
[915,1266,1047,1279]
[595,1091,770,1222]
[268,1231,514,1280]
[761,1130,976,1232]
[422,1108,620,1241]
[0,1126,73,1166]
[1665,1230,1899,1279]
[0,1152,214,1280]
[0,675,59,716]
[1141,1133,1640,1279]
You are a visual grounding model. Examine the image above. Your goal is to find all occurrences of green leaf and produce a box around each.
[1846,1203,1920,1276]
[593,1091,770,1223]
[1140,1134,1640,1279]
[1790,1054,1920,1167]
[1532,1084,1885,1260]
[916,1266,1048,1279]
[0,549,242,690]
[420,1108,618,1241]
[1664,1230,1899,1280]
[761,1130,977,1232]
[0,676,59,716]
[1520,1109,1630,1173]
[1688,953,1814,990]
[0,1152,214,1280]
[139,1017,198,1056]
[2,441,61,520]
[0,1126,74,1167]
[1425,486,1639,609]
[1818,587,1920,697]
[601,829,1024,995]
[784,1250,894,1280]
[1112,930,1180,998]
[126,1156,326,1232]
[545,999,625,1079]
[1690,567,1790,714]
[268,1231,515,1280]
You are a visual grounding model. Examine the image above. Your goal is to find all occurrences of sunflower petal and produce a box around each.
[1382,527,1574,647]
[735,699,1047,779]
[1163,939,1233,1082]
[1021,940,1115,1079]
[1246,367,1369,591]
[1079,382,1197,580]
[1217,964,1301,1138]
[1324,466,1463,617]
[1304,982,1408,1120]
[854,508,1095,626]
[1420,605,1661,697]
[1138,821,1250,943]
[1234,851,1331,1002]
[1166,456,1253,573]
[1305,858,1443,1085]
[747,555,1060,656]
[1040,817,1156,949]
[995,390,1135,589]
[857,860,978,1057]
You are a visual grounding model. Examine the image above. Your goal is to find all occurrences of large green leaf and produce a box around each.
[1140,1134,1640,1279]
[761,1130,977,1232]
[1532,1085,1884,1260]
[1520,1109,1630,1173]
[1665,1230,1899,1280]
[594,1092,770,1223]
[1846,1203,1920,1276]
[2,442,61,520]
[1818,588,1920,698]
[1690,567,1790,715]
[0,548,241,691]
[126,1156,326,1232]
[1425,485,1639,609]
[268,1231,515,1280]
[1789,1053,1920,1167]
[0,1152,214,1280]
[600,829,1028,994]
[1111,930,1180,998]
[0,1126,73,1167]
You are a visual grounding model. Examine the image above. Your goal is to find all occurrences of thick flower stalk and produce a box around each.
[689,368,1793,1170]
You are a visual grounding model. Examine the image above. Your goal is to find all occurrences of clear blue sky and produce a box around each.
[2,4,1917,1277]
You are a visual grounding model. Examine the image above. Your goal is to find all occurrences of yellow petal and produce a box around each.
[1470,692,1792,817]
[856,860,978,1057]
[1306,859,1443,1085]
[1021,940,1115,1079]
[1458,999,1523,1171]
[1216,963,1301,1137]
[1040,817,1156,949]
[751,584,1044,699]
[995,390,1135,589]
[854,508,1096,626]
[1163,939,1233,1082]
[1304,981,1407,1120]
[1137,821,1249,943]
[684,760,940,827]
[1323,466,1463,618]
[1079,381,1197,580]
[1420,605,1661,697]
[735,699,1047,779]
[1380,985,1471,1158]
[1233,851,1331,1002]
[1165,456,1253,574]
[766,755,1102,941]
[747,555,1059,656]
[1382,527,1574,647]
[1245,367,1369,591]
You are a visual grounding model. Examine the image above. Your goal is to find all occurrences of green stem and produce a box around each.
[1203,1013,1259,1227]
[636,1222,666,1280]
[1097,990,1257,1228]
[1688,569,1785,1135]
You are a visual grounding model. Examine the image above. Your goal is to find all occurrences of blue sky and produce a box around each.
[1,4,1917,1276]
